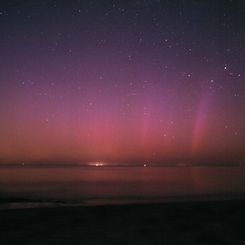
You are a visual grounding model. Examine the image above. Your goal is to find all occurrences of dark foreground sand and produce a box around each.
[1,200,245,245]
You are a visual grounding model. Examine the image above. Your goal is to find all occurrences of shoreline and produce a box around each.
[1,199,245,244]
[1,192,245,210]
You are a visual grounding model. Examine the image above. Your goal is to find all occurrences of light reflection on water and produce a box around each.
[1,166,245,207]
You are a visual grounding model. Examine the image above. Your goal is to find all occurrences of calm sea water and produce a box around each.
[1,166,245,208]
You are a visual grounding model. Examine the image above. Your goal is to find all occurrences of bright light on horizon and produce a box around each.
[88,162,105,167]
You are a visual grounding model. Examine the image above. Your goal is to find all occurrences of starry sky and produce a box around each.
[0,0,245,165]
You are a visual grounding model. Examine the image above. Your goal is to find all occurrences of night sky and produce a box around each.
[0,0,245,164]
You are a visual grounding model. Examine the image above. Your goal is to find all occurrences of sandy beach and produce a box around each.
[1,199,245,244]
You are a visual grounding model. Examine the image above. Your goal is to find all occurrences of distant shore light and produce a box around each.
[88,162,104,167]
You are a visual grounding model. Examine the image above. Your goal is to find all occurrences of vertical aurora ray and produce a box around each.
[191,92,213,157]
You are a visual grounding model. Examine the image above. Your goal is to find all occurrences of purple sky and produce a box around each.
[0,0,245,164]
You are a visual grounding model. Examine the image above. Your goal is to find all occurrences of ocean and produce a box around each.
[1,165,245,209]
